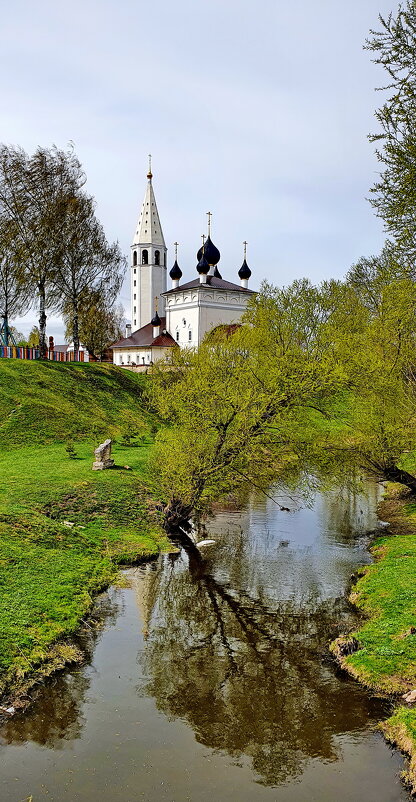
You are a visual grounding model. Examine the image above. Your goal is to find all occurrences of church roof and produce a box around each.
[132,174,166,248]
[110,318,177,349]
[162,275,255,296]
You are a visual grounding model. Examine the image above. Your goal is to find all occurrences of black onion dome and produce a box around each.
[197,236,220,265]
[169,260,182,280]
[151,312,161,326]
[213,266,222,278]
[196,254,209,274]
[238,259,252,280]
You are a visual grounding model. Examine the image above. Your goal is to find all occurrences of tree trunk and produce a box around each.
[383,464,416,494]
[3,296,9,346]
[38,282,47,358]
[163,496,193,534]
[72,301,80,358]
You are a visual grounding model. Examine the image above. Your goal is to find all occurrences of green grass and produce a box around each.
[345,530,416,690]
[333,489,416,792]
[0,360,170,698]
[0,358,157,447]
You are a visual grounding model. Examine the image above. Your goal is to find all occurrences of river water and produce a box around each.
[0,484,408,801]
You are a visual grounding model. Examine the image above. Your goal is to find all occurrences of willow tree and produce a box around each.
[147,280,349,529]
[366,2,416,259]
[0,144,86,356]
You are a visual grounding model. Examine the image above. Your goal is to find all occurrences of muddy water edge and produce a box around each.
[0,482,410,802]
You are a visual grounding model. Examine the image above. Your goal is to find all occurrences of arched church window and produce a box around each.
[176,331,179,342]
[188,330,192,342]
[142,250,148,265]
[164,253,166,266]
[133,251,137,266]
[155,250,160,265]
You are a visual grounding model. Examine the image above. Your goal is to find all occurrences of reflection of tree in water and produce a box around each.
[139,547,387,786]
[0,591,121,748]
[319,481,382,541]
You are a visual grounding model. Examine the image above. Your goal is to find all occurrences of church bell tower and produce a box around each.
[130,157,167,331]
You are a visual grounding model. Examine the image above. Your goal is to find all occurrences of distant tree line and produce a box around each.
[0,143,126,358]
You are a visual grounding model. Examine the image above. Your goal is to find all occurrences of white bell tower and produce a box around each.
[130,157,167,331]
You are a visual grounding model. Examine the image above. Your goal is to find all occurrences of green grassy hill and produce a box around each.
[0,359,169,704]
[0,359,155,446]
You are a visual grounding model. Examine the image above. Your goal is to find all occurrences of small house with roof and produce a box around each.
[110,162,255,368]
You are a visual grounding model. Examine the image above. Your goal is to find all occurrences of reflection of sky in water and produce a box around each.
[206,483,381,605]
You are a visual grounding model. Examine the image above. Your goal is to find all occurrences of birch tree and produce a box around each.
[0,144,85,356]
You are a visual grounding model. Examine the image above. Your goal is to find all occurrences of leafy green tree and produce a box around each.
[366,2,416,258]
[150,274,416,528]
[27,326,40,347]
[148,280,349,527]
[51,192,125,352]
[64,287,124,360]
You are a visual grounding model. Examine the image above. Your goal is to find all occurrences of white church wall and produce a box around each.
[166,297,200,348]
[198,300,248,341]
[165,288,251,348]
[112,346,173,367]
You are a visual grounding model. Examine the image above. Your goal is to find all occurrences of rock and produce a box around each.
[0,706,15,715]
[92,439,115,471]
[377,520,390,528]
[63,520,75,527]
[196,539,216,548]
[403,689,416,703]
[332,635,360,658]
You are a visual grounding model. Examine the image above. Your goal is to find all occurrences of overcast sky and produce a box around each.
[1,0,396,340]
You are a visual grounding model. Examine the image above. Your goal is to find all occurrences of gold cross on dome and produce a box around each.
[243,240,248,258]
[154,295,158,313]
[206,211,212,236]
[174,241,179,258]
[201,234,206,248]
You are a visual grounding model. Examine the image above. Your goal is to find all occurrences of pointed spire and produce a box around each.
[132,159,166,247]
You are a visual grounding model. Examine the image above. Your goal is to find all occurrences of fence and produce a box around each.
[0,346,85,362]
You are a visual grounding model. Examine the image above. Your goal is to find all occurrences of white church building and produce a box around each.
[111,164,255,368]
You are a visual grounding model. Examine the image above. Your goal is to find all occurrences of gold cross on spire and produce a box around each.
[243,240,248,258]
[174,241,179,259]
[154,295,158,313]
[201,233,206,248]
[147,154,152,179]
[206,211,212,237]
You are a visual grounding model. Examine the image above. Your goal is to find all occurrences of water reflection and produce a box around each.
[0,481,405,802]
[137,482,389,786]
[0,591,120,749]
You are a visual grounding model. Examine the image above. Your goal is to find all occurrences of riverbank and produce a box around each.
[0,360,170,712]
[332,486,416,793]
